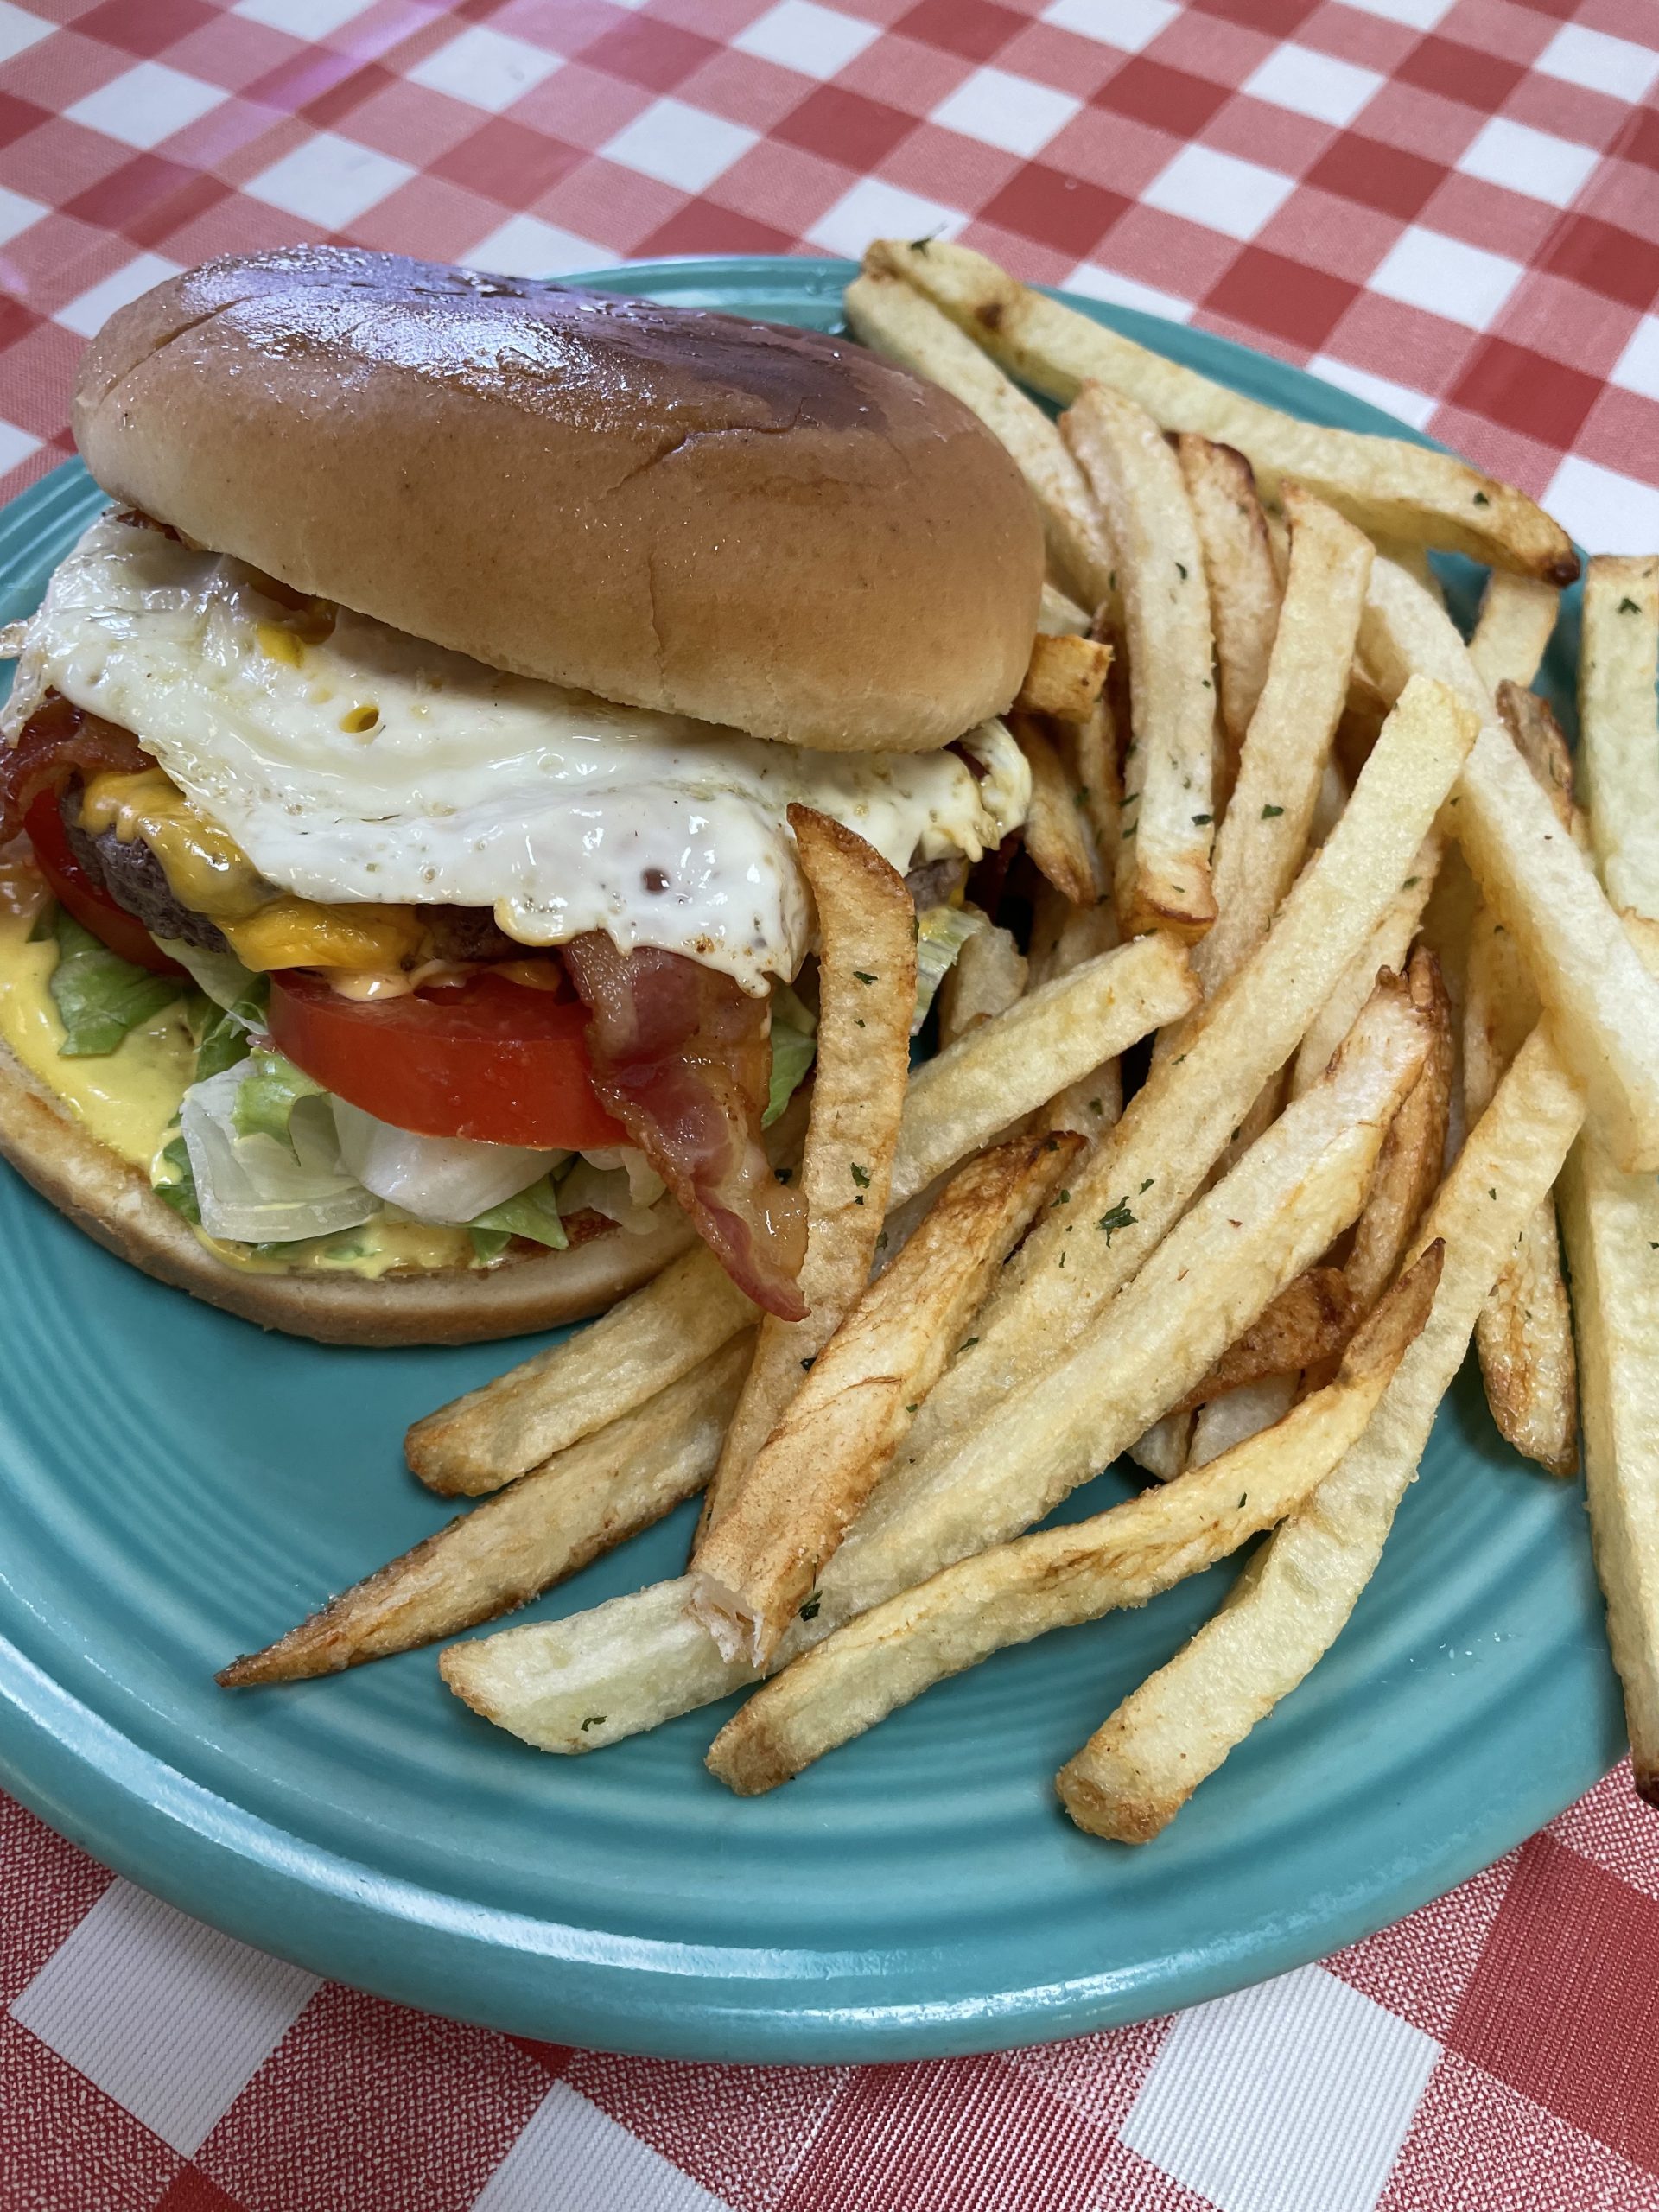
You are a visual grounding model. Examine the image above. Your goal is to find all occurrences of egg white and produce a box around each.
[22,516,1031,992]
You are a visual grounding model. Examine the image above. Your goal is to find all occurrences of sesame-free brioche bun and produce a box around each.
[70,245,1045,753]
[0,1037,695,1346]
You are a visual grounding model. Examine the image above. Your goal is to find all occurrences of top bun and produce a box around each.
[72,246,1044,754]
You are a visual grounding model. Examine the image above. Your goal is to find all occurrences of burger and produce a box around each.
[0,247,1043,1344]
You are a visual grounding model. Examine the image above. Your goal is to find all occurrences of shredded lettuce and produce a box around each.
[912,903,986,1034]
[181,1064,378,1244]
[331,1097,563,1224]
[153,1133,200,1224]
[233,1050,330,1149]
[43,904,182,1058]
[765,982,817,1128]
[468,1173,569,1262]
[153,938,267,1025]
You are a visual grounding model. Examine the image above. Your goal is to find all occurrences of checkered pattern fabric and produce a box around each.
[0,0,1651,546]
[3,0,1659,2204]
[7,1770,1659,2209]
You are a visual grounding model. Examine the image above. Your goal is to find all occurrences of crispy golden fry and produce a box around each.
[1560,1131,1659,1803]
[1060,1027,1587,1841]
[842,266,1115,612]
[1174,1267,1356,1415]
[893,931,1196,1205]
[406,1245,753,1497]
[1187,485,1373,1013]
[1579,556,1659,917]
[937,913,1027,1047]
[1017,632,1112,723]
[1014,712,1102,905]
[705,1249,1441,1796]
[1061,382,1217,940]
[225,1338,753,1685]
[1465,889,1577,1476]
[1290,836,1438,1099]
[440,976,1433,1754]
[1189,1376,1295,1468]
[868,238,1576,583]
[697,810,916,1541]
[1469,572,1559,693]
[1177,435,1280,789]
[1039,581,1092,636]
[1363,556,1659,1171]
[689,1133,1081,1666]
[1562,560,1659,1796]
[954,678,1473,1414]
[1496,682,1579,842]
[1342,946,1452,1318]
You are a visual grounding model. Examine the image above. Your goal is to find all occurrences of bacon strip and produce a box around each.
[1,694,153,838]
[563,933,808,1319]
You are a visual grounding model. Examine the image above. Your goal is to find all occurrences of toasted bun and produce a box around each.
[71,246,1044,754]
[0,1038,693,1345]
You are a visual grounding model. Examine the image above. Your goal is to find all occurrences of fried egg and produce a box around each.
[20,516,1031,993]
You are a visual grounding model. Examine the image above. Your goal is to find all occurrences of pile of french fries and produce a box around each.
[222,242,1659,1839]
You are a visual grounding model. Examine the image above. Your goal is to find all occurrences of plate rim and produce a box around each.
[0,254,1619,2062]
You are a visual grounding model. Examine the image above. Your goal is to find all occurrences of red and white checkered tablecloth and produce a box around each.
[3,1,1659,2206]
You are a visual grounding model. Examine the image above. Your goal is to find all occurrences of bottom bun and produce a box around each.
[0,1039,693,1345]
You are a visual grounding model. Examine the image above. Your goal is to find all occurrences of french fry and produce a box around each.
[1067,691,1122,872]
[1561,554,1659,1796]
[705,1249,1440,1796]
[946,677,1473,1421]
[893,931,1196,1204]
[1177,435,1281,788]
[1465,880,1577,1476]
[1173,1267,1356,1415]
[689,1133,1081,1666]
[1189,1376,1294,1468]
[1014,712,1102,905]
[1186,485,1373,1012]
[1363,556,1659,1171]
[1469,572,1559,694]
[937,914,1027,1046]
[440,974,1433,1753]
[696,810,915,1545]
[1560,1135,1659,1802]
[1129,1414,1191,1483]
[406,1245,753,1496]
[1341,945,1452,1318]
[1290,836,1438,1098]
[1309,757,1348,847]
[1578,556,1659,918]
[223,1337,753,1684]
[843,266,1115,612]
[1025,880,1123,1136]
[1017,632,1112,723]
[1061,382,1217,939]
[1497,681,1579,842]
[1039,581,1092,636]
[868,238,1576,584]
[1059,1025,1587,1841]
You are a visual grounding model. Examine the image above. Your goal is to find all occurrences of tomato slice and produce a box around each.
[267,967,626,1150]
[22,791,187,976]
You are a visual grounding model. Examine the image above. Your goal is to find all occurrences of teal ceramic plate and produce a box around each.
[0,258,1624,2062]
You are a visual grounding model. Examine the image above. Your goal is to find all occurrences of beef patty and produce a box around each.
[60,793,521,964]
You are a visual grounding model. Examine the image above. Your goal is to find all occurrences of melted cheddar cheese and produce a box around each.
[79,766,425,972]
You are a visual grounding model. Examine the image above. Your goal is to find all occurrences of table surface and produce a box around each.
[3,1,1659,2208]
